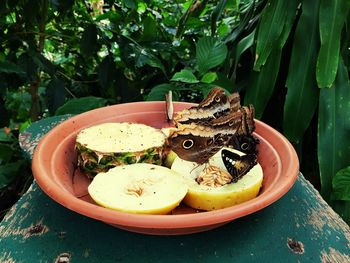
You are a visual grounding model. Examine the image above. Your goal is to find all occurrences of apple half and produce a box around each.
[171,147,263,211]
[88,163,188,215]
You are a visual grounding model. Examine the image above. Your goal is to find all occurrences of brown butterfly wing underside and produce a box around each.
[169,110,243,164]
[227,104,259,155]
[168,133,225,164]
[221,149,257,182]
[168,87,259,164]
[173,87,231,125]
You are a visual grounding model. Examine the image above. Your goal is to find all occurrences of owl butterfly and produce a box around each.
[167,87,259,164]
[172,87,232,126]
[221,149,257,182]
[168,111,243,164]
[227,104,259,155]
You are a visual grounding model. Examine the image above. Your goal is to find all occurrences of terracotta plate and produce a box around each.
[32,101,299,235]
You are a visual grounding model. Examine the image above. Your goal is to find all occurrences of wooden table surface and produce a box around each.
[1,115,350,263]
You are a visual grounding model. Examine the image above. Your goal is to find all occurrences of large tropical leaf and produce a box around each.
[211,0,227,35]
[318,58,350,202]
[283,0,320,143]
[332,166,350,201]
[196,36,228,74]
[46,77,67,115]
[55,96,108,115]
[0,160,26,189]
[235,29,255,63]
[0,144,13,164]
[253,0,289,71]
[277,0,300,48]
[0,60,25,75]
[316,0,350,88]
[244,47,282,119]
[80,23,100,57]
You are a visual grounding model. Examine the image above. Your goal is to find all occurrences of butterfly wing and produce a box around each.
[168,133,221,164]
[227,134,259,155]
[221,149,258,182]
[165,90,173,122]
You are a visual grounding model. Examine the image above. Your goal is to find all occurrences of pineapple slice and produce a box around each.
[171,148,263,211]
[76,122,166,176]
[88,163,188,215]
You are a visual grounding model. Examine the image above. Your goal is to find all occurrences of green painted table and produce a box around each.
[1,116,350,263]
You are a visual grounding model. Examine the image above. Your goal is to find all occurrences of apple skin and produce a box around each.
[164,150,178,168]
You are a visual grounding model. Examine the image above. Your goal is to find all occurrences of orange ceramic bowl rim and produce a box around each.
[32,101,299,232]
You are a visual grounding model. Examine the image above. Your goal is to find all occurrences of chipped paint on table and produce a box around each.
[1,115,350,262]
[18,114,72,160]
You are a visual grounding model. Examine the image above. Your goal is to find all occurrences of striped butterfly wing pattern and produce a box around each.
[168,87,259,165]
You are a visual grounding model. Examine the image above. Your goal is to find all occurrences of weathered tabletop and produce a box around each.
[1,116,350,263]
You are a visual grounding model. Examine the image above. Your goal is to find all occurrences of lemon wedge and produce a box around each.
[88,163,188,215]
[171,148,263,211]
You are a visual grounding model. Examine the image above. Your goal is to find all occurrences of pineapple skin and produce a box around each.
[76,142,166,177]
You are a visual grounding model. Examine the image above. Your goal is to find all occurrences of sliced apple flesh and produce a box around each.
[171,147,263,211]
[88,163,188,215]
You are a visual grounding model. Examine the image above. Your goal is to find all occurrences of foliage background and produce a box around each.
[1,0,350,223]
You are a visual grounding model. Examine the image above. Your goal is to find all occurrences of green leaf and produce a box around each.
[142,16,158,41]
[244,47,282,119]
[31,51,56,75]
[55,96,108,115]
[0,129,13,142]
[94,10,121,23]
[235,29,255,63]
[171,69,199,83]
[283,0,320,143]
[122,0,137,9]
[224,2,254,44]
[0,60,25,75]
[318,58,350,202]
[254,0,289,71]
[217,23,230,37]
[278,0,300,49]
[211,72,235,93]
[211,0,227,35]
[52,0,74,12]
[332,166,350,201]
[196,36,228,74]
[80,24,100,57]
[19,119,32,133]
[133,46,166,74]
[146,84,178,101]
[0,161,26,189]
[201,72,218,83]
[98,56,116,90]
[316,0,350,88]
[46,78,67,115]
[0,144,13,164]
